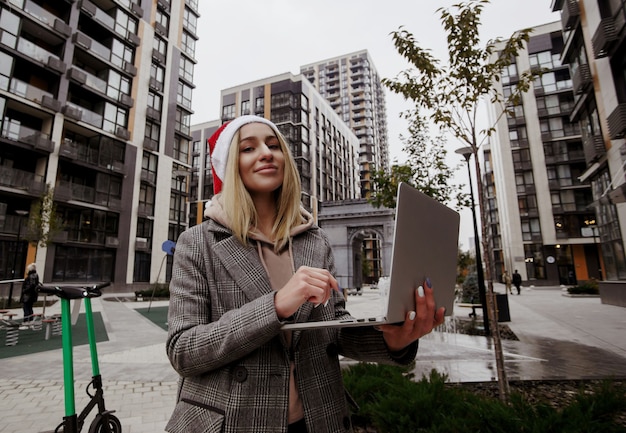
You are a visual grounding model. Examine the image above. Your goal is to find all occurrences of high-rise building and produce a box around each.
[190,72,361,219]
[486,9,626,303]
[300,50,389,197]
[550,0,626,304]
[0,0,199,291]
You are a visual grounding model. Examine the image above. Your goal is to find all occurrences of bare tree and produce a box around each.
[382,0,541,401]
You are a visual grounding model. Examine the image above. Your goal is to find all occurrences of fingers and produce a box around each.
[380,280,444,351]
[274,266,338,319]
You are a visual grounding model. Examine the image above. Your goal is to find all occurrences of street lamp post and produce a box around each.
[8,210,29,308]
[455,147,490,334]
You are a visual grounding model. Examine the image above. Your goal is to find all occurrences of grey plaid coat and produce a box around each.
[166,219,417,433]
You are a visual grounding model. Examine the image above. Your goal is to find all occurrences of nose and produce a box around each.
[259,143,273,159]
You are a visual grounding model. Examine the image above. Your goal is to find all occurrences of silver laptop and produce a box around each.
[281,182,460,330]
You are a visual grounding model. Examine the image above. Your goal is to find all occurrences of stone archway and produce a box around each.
[318,199,395,291]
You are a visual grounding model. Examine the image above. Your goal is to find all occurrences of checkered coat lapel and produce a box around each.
[208,219,328,326]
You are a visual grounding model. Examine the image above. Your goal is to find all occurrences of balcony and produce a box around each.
[592,17,617,58]
[0,165,45,194]
[55,180,96,203]
[1,118,54,152]
[9,37,66,73]
[7,0,71,37]
[72,31,136,76]
[572,63,592,94]
[80,0,141,46]
[560,0,580,30]
[607,103,626,139]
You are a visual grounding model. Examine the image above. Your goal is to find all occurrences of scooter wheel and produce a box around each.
[88,414,122,433]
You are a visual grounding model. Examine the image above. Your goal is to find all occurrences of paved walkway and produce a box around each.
[1,284,625,432]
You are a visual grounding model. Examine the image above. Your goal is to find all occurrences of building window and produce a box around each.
[241,100,250,115]
[145,120,160,148]
[222,104,235,120]
[155,9,170,33]
[102,103,128,134]
[142,151,158,183]
[147,91,162,112]
[524,244,546,280]
[111,39,134,69]
[179,56,194,82]
[255,97,264,113]
[529,50,561,69]
[175,109,190,135]
[114,9,138,40]
[133,252,151,282]
[181,32,196,58]
[139,183,155,216]
[153,35,167,58]
[174,136,189,163]
[183,7,198,34]
[177,82,193,109]
[150,63,165,90]
[53,246,115,282]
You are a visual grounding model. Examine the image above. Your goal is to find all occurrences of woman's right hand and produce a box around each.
[274,266,339,319]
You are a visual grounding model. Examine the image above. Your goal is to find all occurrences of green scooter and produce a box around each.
[38,283,121,433]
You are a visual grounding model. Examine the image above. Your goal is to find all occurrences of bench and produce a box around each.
[457,303,483,318]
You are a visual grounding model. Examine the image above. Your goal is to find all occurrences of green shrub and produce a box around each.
[567,279,599,295]
[342,365,626,433]
[461,272,479,303]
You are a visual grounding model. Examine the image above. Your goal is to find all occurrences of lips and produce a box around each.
[255,164,278,173]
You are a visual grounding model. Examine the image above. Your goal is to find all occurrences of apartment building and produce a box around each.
[0,0,199,291]
[300,50,389,197]
[551,0,626,304]
[486,7,626,304]
[190,72,361,219]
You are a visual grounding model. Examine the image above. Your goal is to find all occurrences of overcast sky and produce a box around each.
[190,0,560,248]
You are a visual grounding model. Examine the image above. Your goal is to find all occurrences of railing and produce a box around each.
[1,118,54,152]
[0,166,45,193]
[6,76,55,105]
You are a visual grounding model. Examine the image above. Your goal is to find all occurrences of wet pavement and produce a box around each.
[0,284,625,432]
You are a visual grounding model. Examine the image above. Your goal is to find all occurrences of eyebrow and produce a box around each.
[238,134,278,144]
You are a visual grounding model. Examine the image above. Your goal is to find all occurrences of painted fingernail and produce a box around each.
[409,311,416,321]
[417,286,425,298]
[426,277,432,288]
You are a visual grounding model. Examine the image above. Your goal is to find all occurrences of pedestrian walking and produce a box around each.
[512,269,522,295]
[502,270,513,295]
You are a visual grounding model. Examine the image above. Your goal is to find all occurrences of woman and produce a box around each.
[20,263,39,326]
[166,115,445,433]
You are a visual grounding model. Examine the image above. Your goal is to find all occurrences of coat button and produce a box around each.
[326,343,338,357]
[233,366,248,382]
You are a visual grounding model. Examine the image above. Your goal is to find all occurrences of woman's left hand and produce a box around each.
[378,281,445,352]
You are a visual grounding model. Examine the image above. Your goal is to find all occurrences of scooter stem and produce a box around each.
[84,298,100,376]
[61,298,75,417]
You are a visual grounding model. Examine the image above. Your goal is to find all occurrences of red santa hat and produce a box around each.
[207,115,279,194]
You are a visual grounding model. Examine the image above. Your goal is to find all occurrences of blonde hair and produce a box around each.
[27,263,36,273]
[221,123,302,252]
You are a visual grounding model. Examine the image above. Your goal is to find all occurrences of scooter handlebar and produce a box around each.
[38,282,111,300]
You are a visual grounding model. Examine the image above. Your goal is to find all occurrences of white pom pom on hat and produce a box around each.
[207,115,280,194]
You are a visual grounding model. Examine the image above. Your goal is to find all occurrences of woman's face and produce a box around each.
[237,122,285,197]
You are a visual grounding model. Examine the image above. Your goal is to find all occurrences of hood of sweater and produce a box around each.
[204,194,314,242]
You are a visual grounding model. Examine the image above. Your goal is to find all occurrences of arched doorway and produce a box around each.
[349,227,384,290]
